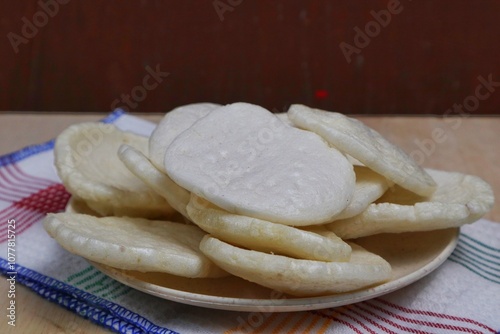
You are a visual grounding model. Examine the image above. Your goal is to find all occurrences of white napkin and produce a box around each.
[0,110,498,333]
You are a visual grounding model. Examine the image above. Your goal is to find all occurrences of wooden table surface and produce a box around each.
[0,113,498,334]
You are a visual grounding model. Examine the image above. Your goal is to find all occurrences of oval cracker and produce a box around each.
[326,169,495,238]
[200,236,391,297]
[187,194,351,262]
[288,104,437,197]
[44,213,227,278]
[165,102,355,225]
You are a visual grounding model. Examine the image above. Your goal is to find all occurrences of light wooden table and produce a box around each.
[0,113,498,333]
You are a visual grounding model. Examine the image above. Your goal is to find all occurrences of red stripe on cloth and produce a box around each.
[326,308,377,334]
[10,164,54,187]
[0,205,44,234]
[344,305,396,334]
[376,299,496,333]
[0,206,22,221]
[0,186,34,201]
[0,193,24,203]
[10,212,45,237]
[0,178,34,200]
[0,183,70,242]
[0,206,40,232]
[0,209,44,243]
[1,211,44,240]
[2,164,51,192]
[0,164,56,202]
[12,184,70,213]
[366,300,480,333]
[311,310,364,334]
[353,303,429,334]
[0,206,36,232]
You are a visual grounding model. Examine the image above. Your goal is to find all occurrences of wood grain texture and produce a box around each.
[0,112,498,333]
[1,1,499,114]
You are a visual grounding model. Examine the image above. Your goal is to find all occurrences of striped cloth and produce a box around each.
[0,110,499,334]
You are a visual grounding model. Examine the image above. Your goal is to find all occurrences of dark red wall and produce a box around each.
[1,0,499,114]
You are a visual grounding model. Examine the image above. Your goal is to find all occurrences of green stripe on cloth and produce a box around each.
[65,264,131,301]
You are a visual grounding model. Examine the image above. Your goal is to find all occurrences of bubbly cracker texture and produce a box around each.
[288,104,437,197]
[333,166,392,220]
[44,213,226,278]
[54,122,173,218]
[327,169,495,238]
[118,144,191,218]
[187,194,351,262]
[149,103,220,172]
[165,102,355,225]
[200,236,391,297]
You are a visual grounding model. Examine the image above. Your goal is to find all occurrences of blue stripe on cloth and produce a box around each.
[448,254,500,284]
[0,109,125,168]
[450,252,500,283]
[453,246,500,271]
[458,234,500,259]
[457,241,500,266]
[102,109,126,124]
[460,234,500,255]
[0,140,55,168]
[0,259,177,334]
[447,231,500,284]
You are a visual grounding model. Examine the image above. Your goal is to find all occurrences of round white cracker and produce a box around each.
[287,104,436,197]
[149,103,220,172]
[44,213,227,278]
[186,194,351,262]
[164,102,355,226]
[54,122,174,218]
[332,166,392,220]
[326,169,495,238]
[118,144,191,218]
[200,235,391,297]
